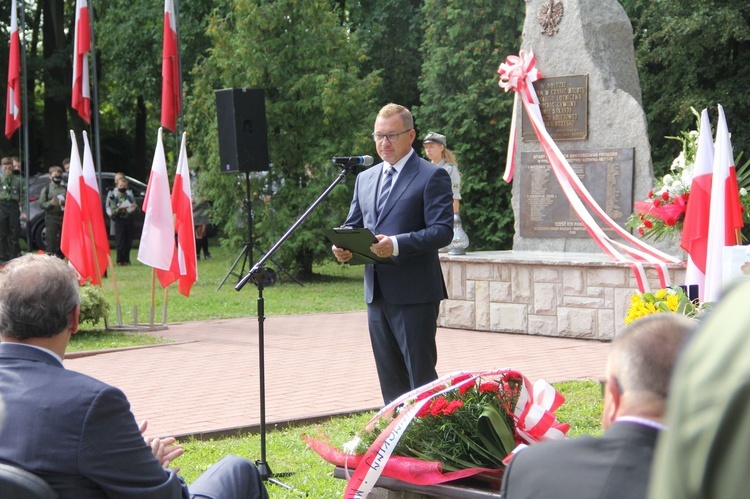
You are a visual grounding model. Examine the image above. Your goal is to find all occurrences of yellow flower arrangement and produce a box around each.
[625,286,705,324]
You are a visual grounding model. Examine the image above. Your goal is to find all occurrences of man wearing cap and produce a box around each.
[332,103,454,404]
[422,132,461,215]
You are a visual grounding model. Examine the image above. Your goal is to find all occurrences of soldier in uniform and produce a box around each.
[39,165,67,258]
[0,156,26,263]
[106,176,138,265]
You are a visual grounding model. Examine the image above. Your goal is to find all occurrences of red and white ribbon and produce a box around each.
[497,50,680,292]
[499,50,541,182]
[512,375,569,444]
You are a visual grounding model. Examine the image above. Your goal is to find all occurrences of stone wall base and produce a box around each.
[439,251,685,341]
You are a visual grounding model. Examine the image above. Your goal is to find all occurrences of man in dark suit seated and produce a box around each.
[500,313,694,499]
[0,253,269,499]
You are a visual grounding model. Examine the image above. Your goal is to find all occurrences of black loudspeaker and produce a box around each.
[215,88,269,173]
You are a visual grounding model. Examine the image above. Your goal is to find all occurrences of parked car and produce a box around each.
[21,172,147,251]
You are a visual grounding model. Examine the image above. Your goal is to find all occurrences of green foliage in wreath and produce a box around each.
[78,283,111,328]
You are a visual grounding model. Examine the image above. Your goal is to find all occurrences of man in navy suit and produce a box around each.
[333,103,454,404]
[0,253,268,499]
[500,313,694,499]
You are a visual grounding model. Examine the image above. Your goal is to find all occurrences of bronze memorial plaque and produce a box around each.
[521,75,588,141]
[519,148,634,238]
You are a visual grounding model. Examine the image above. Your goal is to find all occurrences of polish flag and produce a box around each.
[81,130,111,281]
[704,105,745,302]
[61,131,104,284]
[680,109,713,301]
[5,0,21,138]
[71,0,91,123]
[161,0,181,133]
[137,128,176,270]
[156,132,197,295]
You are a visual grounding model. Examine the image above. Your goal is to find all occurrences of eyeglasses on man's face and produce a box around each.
[371,129,413,143]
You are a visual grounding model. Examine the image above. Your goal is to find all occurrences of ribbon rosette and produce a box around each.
[303,369,569,499]
[498,50,542,98]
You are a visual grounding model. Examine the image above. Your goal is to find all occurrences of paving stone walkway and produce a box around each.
[65,311,610,438]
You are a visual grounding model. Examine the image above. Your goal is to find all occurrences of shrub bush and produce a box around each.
[79,283,111,328]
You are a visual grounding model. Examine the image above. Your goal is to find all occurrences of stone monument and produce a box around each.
[437,0,684,340]
[512,0,654,253]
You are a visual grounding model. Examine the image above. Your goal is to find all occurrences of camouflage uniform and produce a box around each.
[0,172,25,262]
[106,188,137,265]
[39,181,67,257]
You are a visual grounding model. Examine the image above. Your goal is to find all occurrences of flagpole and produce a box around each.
[173,0,184,137]
[107,254,123,325]
[162,287,169,325]
[86,0,103,195]
[19,0,30,250]
[150,269,157,327]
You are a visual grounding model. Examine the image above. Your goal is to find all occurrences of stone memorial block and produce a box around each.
[511,0,657,253]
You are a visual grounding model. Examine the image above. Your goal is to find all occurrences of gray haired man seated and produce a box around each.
[0,253,269,499]
[500,313,694,499]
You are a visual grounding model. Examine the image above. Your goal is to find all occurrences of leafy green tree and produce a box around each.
[185,0,381,277]
[626,0,750,176]
[0,0,65,171]
[95,0,217,178]
[345,0,423,110]
[415,0,524,250]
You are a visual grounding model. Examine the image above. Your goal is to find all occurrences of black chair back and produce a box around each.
[0,462,57,499]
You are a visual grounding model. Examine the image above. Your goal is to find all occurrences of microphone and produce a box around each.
[332,155,374,167]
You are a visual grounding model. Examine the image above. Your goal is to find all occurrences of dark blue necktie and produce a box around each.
[377,167,394,216]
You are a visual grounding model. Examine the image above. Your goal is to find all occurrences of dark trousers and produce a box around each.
[0,200,21,261]
[189,455,269,499]
[113,216,134,263]
[367,290,440,404]
[45,214,63,258]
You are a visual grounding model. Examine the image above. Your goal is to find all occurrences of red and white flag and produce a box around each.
[704,105,745,302]
[680,108,714,301]
[71,0,91,123]
[61,131,107,284]
[161,0,181,133]
[138,128,176,270]
[81,130,110,280]
[156,132,197,295]
[5,0,21,138]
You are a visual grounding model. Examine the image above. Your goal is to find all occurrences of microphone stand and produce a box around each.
[234,159,361,488]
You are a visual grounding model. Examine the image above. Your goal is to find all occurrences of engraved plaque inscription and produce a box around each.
[519,148,634,238]
[521,75,588,141]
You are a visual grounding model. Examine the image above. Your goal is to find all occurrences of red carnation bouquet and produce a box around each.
[630,188,690,239]
[304,369,569,497]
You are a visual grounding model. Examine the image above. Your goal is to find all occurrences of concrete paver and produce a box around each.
[65,311,610,438]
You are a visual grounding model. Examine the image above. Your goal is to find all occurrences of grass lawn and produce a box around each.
[89,244,366,326]
[68,330,168,353]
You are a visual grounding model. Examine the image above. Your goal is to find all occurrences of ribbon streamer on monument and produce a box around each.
[498,50,680,292]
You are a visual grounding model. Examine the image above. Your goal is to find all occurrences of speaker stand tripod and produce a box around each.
[217,172,301,291]
[235,159,360,492]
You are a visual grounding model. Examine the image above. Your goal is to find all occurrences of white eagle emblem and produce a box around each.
[538,0,564,37]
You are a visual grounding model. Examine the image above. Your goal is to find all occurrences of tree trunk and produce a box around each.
[134,95,147,179]
[41,0,69,171]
